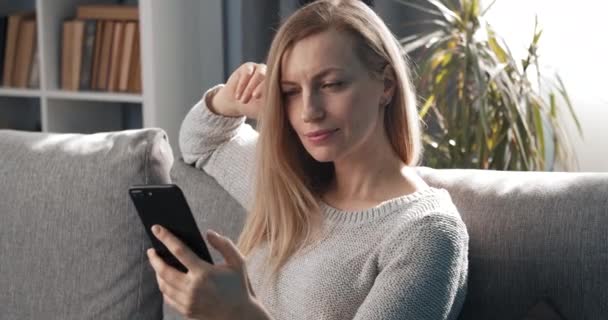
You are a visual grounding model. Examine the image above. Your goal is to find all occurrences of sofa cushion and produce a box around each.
[0,129,173,319]
[415,167,608,320]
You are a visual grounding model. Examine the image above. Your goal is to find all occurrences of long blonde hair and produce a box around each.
[237,0,422,277]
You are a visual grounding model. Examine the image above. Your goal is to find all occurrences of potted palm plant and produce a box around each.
[399,0,582,170]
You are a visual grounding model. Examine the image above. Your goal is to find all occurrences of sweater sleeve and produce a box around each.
[353,213,469,320]
[178,84,258,211]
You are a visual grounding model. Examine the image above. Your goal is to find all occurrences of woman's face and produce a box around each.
[280,28,390,163]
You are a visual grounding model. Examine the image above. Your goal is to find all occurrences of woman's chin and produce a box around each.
[305,148,336,163]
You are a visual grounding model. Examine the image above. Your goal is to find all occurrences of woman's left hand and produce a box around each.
[147,225,262,320]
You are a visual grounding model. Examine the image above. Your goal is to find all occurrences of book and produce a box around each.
[61,21,73,90]
[13,18,36,88]
[118,21,137,91]
[70,20,85,90]
[76,5,138,21]
[107,21,124,92]
[90,20,103,90]
[131,54,141,93]
[0,17,7,84]
[3,12,35,87]
[127,24,141,93]
[79,20,97,90]
[28,38,39,88]
[96,21,114,90]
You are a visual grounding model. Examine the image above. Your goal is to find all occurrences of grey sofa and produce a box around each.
[1,128,606,320]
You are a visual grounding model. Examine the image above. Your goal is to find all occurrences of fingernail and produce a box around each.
[152,225,160,235]
[207,230,220,238]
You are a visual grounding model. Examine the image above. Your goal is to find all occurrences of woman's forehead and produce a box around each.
[280,29,360,81]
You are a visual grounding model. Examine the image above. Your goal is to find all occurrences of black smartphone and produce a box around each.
[128,184,214,273]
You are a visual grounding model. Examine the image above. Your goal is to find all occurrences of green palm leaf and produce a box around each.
[400,0,581,171]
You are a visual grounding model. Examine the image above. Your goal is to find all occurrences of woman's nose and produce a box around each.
[301,92,325,122]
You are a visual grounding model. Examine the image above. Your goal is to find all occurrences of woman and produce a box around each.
[146,0,469,319]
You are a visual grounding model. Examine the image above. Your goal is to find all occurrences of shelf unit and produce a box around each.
[0,0,224,155]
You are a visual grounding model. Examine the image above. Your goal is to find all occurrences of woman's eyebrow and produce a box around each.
[281,67,345,85]
[312,67,345,79]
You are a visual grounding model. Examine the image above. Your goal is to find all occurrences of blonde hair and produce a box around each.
[237,0,422,279]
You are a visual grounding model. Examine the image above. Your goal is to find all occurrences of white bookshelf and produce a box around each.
[0,88,43,97]
[0,0,224,155]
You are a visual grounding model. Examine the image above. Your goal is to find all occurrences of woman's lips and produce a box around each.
[306,129,338,143]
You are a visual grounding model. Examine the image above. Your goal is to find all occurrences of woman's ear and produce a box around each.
[380,64,396,107]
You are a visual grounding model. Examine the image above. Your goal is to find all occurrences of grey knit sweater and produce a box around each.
[178,85,469,320]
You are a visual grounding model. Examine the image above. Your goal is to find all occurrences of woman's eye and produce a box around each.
[283,91,298,97]
[322,81,343,89]
[282,90,300,99]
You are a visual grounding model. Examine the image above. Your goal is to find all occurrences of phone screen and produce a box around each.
[129,184,214,273]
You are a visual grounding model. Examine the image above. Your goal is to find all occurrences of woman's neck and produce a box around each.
[323,159,427,211]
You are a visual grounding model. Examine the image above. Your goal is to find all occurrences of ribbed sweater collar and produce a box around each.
[319,187,446,224]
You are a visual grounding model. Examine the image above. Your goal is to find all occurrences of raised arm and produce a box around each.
[178,63,267,210]
[353,213,469,320]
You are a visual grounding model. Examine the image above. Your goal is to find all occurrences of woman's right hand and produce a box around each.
[208,62,267,120]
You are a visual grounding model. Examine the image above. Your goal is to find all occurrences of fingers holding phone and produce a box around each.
[147,225,256,319]
[149,224,209,271]
[128,184,214,272]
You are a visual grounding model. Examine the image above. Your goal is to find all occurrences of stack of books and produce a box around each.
[61,4,141,93]
[0,12,39,89]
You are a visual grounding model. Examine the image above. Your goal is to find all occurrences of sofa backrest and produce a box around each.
[416,167,608,320]
[172,161,608,320]
[0,129,173,319]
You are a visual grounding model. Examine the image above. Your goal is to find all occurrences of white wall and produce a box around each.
[484,0,608,172]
